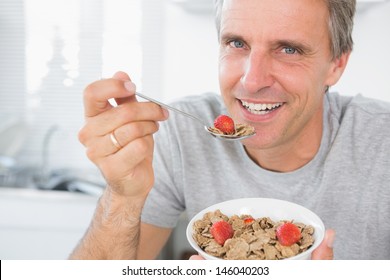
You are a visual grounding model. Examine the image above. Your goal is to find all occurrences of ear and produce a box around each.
[324,51,351,86]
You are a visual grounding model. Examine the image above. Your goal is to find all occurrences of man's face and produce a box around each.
[218,0,344,149]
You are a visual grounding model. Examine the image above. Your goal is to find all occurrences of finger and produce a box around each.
[113,71,131,81]
[85,133,121,161]
[83,75,136,118]
[189,255,205,260]
[81,101,168,138]
[112,71,137,106]
[111,121,160,149]
[115,96,135,106]
[311,229,335,260]
[84,121,159,161]
[98,136,155,182]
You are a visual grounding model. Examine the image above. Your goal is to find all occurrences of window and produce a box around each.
[0,0,147,185]
[0,0,219,188]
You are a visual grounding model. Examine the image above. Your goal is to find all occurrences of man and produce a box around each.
[71,0,390,260]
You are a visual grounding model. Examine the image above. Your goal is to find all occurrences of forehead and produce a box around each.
[220,0,330,43]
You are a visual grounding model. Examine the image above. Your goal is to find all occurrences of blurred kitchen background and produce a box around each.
[0,0,389,259]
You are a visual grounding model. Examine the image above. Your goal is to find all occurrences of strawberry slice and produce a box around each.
[276,222,302,246]
[243,217,255,225]
[210,220,234,245]
[214,115,235,135]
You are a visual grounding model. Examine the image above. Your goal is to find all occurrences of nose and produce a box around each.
[240,51,274,93]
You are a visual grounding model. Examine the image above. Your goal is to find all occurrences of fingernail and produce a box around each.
[124,81,136,93]
[162,108,169,118]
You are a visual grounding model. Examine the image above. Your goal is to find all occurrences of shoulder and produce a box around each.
[326,92,390,158]
[324,93,390,189]
[327,92,390,135]
[326,92,390,151]
[327,92,390,118]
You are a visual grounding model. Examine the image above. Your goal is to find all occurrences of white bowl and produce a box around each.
[186,198,325,260]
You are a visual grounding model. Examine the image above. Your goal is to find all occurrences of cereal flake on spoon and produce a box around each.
[209,114,256,137]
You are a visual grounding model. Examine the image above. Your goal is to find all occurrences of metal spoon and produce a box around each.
[135,92,255,141]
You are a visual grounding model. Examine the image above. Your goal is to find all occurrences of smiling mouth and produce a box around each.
[240,100,284,115]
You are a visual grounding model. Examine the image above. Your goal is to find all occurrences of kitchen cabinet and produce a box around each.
[0,187,98,259]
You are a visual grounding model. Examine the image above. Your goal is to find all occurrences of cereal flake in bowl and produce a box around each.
[186,198,325,260]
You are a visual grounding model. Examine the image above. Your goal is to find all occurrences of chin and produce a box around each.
[240,130,276,150]
[240,134,261,148]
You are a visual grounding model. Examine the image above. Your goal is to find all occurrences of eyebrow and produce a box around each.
[219,32,245,43]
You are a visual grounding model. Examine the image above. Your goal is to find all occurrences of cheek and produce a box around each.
[218,55,243,90]
[273,62,325,100]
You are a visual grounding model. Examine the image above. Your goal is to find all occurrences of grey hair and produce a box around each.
[214,0,356,59]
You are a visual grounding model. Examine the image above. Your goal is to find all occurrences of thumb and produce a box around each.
[113,70,131,82]
[311,229,335,260]
[112,71,137,106]
[189,254,205,260]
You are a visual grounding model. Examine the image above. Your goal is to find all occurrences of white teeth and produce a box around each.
[241,101,283,113]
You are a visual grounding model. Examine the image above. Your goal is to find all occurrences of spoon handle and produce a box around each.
[135,92,207,126]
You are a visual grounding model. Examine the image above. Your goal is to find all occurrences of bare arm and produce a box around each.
[70,71,169,259]
[70,188,172,259]
[69,188,144,259]
[137,223,172,259]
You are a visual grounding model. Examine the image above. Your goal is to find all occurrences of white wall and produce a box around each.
[161,2,219,102]
[333,1,390,101]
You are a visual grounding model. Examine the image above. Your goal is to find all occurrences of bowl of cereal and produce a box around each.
[186,198,325,260]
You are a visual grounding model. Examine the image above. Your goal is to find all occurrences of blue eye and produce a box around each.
[230,40,244,48]
[283,47,297,54]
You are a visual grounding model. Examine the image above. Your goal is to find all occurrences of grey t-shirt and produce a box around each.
[142,92,390,260]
